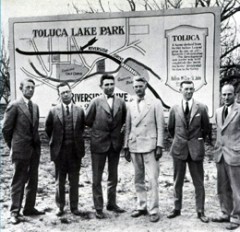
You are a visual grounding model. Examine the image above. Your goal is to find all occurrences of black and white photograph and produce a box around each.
[1,0,240,231]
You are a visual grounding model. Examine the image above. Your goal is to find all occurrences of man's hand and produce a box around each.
[155,146,163,161]
[124,148,131,162]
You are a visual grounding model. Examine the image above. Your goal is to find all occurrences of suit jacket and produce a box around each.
[2,97,41,160]
[45,103,85,161]
[214,102,240,166]
[168,99,210,161]
[124,96,165,153]
[85,95,126,153]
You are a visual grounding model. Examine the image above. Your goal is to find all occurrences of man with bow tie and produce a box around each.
[86,74,127,219]
[124,75,165,223]
[2,78,45,224]
[167,80,210,223]
[212,83,240,230]
[45,82,85,217]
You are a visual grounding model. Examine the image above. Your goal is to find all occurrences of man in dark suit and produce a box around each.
[167,80,210,223]
[85,74,127,219]
[2,78,45,224]
[212,83,240,230]
[45,82,85,216]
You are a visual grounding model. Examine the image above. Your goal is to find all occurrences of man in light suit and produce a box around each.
[45,82,85,216]
[212,83,240,230]
[167,80,210,223]
[2,78,45,224]
[85,74,126,219]
[124,76,165,223]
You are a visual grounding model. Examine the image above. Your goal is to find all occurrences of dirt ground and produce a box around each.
[0,107,238,232]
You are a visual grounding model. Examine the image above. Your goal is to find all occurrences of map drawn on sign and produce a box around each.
[16,18,169,108]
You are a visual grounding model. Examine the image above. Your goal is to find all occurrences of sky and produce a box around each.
[1,0,222,36]
[1,0,140,33]
[1,0,240,47]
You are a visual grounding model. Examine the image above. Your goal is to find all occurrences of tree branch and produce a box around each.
[221,44,240,59]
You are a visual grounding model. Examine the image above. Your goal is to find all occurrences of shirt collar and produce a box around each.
[104,93,114,99]
[183,98,193,109]
[225,103,234,111]
[22,95,30,104]
[62,102,72,109]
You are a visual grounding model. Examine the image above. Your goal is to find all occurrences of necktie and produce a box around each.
[107,95,113,99]
[66,105,70,115]
[137,98,144,112]
[224,106,228,118]
[28,100,33,120]
[185,101,189,115]
[223,106,228,123]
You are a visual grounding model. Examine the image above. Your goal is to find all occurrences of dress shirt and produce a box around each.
[182,98,193,112]
[104,94,114,109]
[62,102,72,114]
[225,104,233,116]
[22,95,31,106]
[137,97,145,113]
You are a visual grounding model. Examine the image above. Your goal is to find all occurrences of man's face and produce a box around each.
[58,85,72,105]
[133,80,146,98]
[101,79,115,97]
[180,83,195,101]
[221,85,235,106]
[21,81,35,99]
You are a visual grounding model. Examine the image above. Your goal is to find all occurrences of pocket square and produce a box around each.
[195,113,200,117]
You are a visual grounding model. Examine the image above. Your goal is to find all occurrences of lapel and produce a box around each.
[72,104,78,129]
[135,96,151,126]
[177,102,187,126]
[189,100,199,124]
[100,95,112,115]
[56,104,64,125]
[222,102,238,131]
[112,96,121,118]
[19,97,33,124]
[218,106,225,128]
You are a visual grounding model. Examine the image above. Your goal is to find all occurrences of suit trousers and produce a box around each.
[91,147,120,210]
[54,144,80,211]
[217,157,240,225]
[131,151,159,215]
[173,156,205,212]
[10,152,40,214]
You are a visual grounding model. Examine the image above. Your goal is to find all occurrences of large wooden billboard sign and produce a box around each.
[9,8,220,121]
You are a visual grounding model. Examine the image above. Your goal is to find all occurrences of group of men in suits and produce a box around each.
[165,81,240,230]
[2,76,240,230]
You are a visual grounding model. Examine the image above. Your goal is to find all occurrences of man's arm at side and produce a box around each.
[155,100,165,160]
[45,109,54,138]
[201,105,210,141]
[2,102,17,148]
[155,100,165,149]
[85,100,96,128]
[168,107,175,138]
[124,106,131,162]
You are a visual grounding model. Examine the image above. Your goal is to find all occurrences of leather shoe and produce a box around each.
[212,216,230,223]
[226,223,239,230]
[131,209,148,218]
[71,209,82,216]
[96,210,104,219]
[56,208,64,217]
[10,213,20,225]
[167,209,181,219]
[23,208,45,216]
[197,212,209,223]
[106,205,125,213]
[149,214,159,223]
